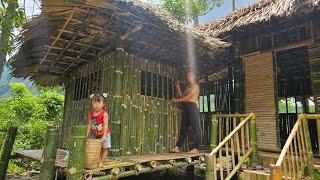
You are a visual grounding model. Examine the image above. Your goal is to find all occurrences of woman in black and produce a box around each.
[170,71,200,154]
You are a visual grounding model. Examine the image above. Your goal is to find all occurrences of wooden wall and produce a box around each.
[243,52,277,149]
[61,51,186,156]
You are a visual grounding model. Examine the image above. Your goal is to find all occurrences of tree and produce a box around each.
[0,0,25,78]
[161,0,223,25]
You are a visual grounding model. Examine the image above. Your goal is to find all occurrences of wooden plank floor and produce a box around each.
[14,150,207,171]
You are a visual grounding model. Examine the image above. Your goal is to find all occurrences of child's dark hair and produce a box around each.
[90,93,108,102]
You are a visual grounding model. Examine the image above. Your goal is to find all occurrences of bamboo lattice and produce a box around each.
[271,114,320,180]
[206,113,257,180]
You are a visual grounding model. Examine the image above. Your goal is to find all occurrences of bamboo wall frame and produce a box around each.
[60,51,187,156]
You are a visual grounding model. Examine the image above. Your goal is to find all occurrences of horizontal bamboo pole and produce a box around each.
[91,160,200,180]
[212,114,251,118]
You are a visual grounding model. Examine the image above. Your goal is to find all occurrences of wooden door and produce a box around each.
[244,52,277,149]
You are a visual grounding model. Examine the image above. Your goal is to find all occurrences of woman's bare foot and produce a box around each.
[187,148,199,154]
[170,146,180,153]
[98,161,104,168]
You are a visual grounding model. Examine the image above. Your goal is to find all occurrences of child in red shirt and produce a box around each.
[87,93,111,168]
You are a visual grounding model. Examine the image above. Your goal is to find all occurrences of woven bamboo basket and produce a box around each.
[85,139,101,169]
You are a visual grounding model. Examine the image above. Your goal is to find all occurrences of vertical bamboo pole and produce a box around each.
[0,127,18,180]
[249,113,259,166]
[302,119,315,179]
[66,126,86,180]
[270,164,281,180]
[121,57,129,155]
[40,128,60,180]
[110,50,124,156]
[210,117,218,150]
[316,118,320,155]
[205,155,215,180]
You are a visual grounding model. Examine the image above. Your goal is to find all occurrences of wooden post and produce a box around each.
[302,119,316,179]
[316,118,320,155]
[0,127,18,180]
[205,155,215,180]
[40,127,60,180]
[270,164,281,180]
[66,126,86,180]
[210,117,218,150]
[249,113,259,166]
[110,50,124,156]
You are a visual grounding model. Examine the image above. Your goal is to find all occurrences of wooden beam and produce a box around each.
[32,7,77,76]
[68,18,103,30]
[51,36,102,50]
[57,29,95,39]
[48,53,90,62]
[45,45,96,56]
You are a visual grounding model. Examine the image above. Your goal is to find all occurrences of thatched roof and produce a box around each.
[10,0,230,86]
[199,0,320,38]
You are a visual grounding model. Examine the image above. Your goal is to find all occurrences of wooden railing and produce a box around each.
[206,113,258,180]
[271,114,320,180]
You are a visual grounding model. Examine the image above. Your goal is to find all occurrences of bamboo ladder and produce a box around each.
[206,113,258,180]
[270,114,320,180]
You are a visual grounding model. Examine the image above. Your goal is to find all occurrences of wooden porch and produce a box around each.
[14,150,207,179]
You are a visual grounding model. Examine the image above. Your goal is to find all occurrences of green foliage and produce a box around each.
[0,0,26,55]
[162,0,223,24]
[0,83,64,173]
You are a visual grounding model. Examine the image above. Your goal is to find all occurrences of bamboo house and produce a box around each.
[199,0,320,152]
[9,0,230,157]
[7,0,320,179]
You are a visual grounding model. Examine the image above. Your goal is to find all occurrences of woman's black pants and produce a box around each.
[176,102,201,149]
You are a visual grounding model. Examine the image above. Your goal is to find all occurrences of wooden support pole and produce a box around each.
[110,49,124,156]
[66,126,86,180]
[316,118,320,155]
[0,127,18,180]
[302,119,316,179]
[40,127,60,180]
[270,164,281,180]
[210,117,218,150]
[249,113,259,166]
[205,155,214,180]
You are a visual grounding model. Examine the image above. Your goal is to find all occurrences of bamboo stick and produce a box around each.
[205,155,215,180]
[302,119,316,178]
[225,141,230,175]
[289,144,296,178]
[0,127,18,180]
[240,119,245,156]
[225,149,253,180]
[219,145,224,180]
[231,135,235,168]
[296,126,305,174]
[66,126,86,180]
[293,136,300,178]
[249,114,259,166]
[210,117,218,150]
[110,50,124,156]
[298,122,308,166]
[270,164,281,180]
[317,118,320,155]
[40,128,60,180]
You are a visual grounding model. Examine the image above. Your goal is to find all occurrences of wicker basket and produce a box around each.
[85,139,101,169]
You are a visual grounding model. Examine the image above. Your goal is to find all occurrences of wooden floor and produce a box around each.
[14,149,207,171]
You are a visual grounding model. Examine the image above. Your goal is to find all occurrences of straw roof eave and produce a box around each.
[9,0,230,86]
[199,0,320,38]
